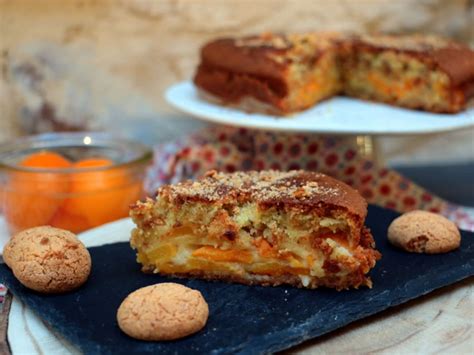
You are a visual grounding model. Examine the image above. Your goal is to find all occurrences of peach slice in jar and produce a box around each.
[20,151,72,169]
[3,151,72,233]
[61,158,142,228]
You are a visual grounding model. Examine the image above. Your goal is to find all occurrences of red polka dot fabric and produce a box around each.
[146,126,474,231]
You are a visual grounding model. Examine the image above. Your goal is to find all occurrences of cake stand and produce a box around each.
[165,81,474,165]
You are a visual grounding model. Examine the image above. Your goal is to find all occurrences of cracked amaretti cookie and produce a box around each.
[194,32,474,114]
[388,210,460,253]
[117,283,209,341]
[3,226,91,293]
[130,170,381,290]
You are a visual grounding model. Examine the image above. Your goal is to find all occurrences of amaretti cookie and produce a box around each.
[194,32,474,114]
[3,226,91,293]
[130,170,381,290]
[388,210,461,253]
[117,283,209,341]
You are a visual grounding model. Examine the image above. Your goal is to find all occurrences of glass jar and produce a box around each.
[0,132,152,234]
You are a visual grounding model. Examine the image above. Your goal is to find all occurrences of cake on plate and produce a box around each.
[130,170,381,290]
[194,32,474,114]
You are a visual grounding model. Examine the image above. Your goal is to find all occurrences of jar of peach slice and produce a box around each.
[0,132,152,234]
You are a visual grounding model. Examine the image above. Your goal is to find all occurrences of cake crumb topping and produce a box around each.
[159,170,348,206]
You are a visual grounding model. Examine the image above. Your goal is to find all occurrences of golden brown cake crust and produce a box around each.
[160,170,367,222]
[199,32,343,81]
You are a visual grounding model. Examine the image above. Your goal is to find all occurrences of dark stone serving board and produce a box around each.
[1,205,473,354]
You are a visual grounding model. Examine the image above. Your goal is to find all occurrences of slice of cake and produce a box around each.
[344,34,474,113]
[130,170,381,290]
[193,32,344,114]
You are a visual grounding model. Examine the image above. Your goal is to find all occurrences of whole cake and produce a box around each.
[130,170,381,290]
[194,32,474,114]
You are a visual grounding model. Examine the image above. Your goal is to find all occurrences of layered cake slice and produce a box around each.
[130,170,380,290]
[344,34,474,113]
[193,32,344,114]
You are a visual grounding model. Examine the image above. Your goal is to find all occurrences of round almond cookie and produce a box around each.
[117,283,209,341]
[3,226,91,293]
[388,210,461,254]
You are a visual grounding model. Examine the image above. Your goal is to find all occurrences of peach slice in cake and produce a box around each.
[130,170,381,290]
[344,34,474,113]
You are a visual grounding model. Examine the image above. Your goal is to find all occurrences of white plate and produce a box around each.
[165,81,474,136]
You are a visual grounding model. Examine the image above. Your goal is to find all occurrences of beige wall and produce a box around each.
[0,0,473,163]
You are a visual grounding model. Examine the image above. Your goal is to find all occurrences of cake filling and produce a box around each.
[131,200,374,289]
[343,49,455,111]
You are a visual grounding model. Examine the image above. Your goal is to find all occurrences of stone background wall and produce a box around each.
[0,0,473,164]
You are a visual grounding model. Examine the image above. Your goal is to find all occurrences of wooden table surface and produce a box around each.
[293,278,473,354]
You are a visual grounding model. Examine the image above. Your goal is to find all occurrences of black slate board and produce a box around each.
[1,205,473,354]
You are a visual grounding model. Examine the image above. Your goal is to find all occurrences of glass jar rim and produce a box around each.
[0,132,153,174]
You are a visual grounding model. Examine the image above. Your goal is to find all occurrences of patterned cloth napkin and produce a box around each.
[146,126,474,231]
